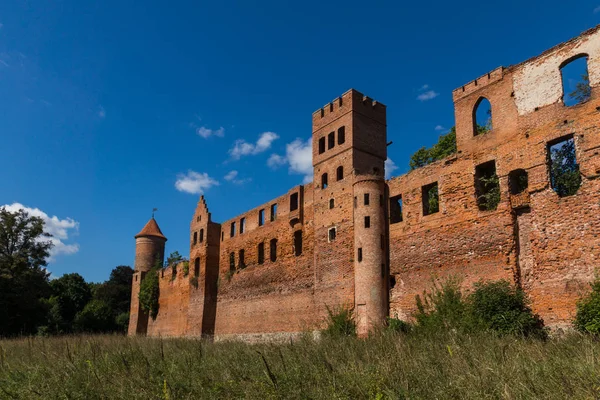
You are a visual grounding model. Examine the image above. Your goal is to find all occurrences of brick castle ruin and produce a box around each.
[129,27,600,340]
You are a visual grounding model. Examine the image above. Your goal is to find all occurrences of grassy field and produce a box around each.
[0,332,599,399]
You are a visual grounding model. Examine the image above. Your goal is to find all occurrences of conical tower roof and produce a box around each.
[135,217,167,240]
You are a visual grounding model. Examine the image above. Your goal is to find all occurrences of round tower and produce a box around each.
[353,173,387,336]
[134,217,167,272]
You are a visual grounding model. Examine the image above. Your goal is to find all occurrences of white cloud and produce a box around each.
[196,126,225,139]
[223,170,250,185]
[175,170,219,194]
[435,125,445,131]
[268,137,313,183]
[1,203,80,260]
[420,84,430,90]
[98,106,106,119]
[594,5,600,13]
[417,90,439,102]
[229,131,279,159]
[385,158,399,180]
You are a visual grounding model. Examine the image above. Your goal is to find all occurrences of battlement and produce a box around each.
[452,67,505,102]
[312,89,386,131]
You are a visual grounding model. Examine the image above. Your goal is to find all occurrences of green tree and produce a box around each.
[574,277,600,335]
[166,251,184,267]
[74,299,115,332]
[409,127,457,170]
[0,207,53,336]
[549,139,581,197]
[569,74,591,104]
[46,273,92,332]
[93,265,133,332]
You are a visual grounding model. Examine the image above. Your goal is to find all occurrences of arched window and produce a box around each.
[560,54,591,107]
[321,173,328,189]
[336,166,344,181]
[329,198,335,209]
[473,97,492,135]
[194,257,200,277]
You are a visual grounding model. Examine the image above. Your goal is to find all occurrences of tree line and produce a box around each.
[0,207,133,337]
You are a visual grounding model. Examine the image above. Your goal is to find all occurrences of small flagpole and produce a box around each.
[152,208,158,218]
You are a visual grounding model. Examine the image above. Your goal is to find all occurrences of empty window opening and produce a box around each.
[270,204,277,221]
[364,216,371,228]
[336,166,344,181]
[358,248,363,262]
[329,198,335,209]
[258,242,265,264]
[328,132,335,149]
[422,182,439,216]
[508,169,529,195]
[194,257,200,277]
[196,216,200,222]
[238,249,245,269]
[321,173,328,189]
[548,136,581,197]
[290,192,299,211]
[473,97,492,135]
[193,232,197,245]
[240,218,246,234]
[229,252,235,272]
[328,227,337,242]
[270,239,278,262]
[294,230,303,256]
[338,126,345,145]
[390,195,403,223]
[318,137,326,154]
[475,161,500,211]
[561,55,591,107]
[364,193,370,206]
[258,209,264,226]
[230,222,236,237]
[199,229,204,243]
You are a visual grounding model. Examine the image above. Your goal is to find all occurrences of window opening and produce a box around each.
[321,173,328,189]
[364,193,370,206]
[390,195,403,223]
[328,132,335,149]
[240,218,246,234]
[328,227,336,242]
[258,209,264,226]
[270,239,278,262]
[561,55,591,106]
[193,232,197,245]
[270,204,277,221]
[358,248,363,262]
[238,249,245,269]
[338,126,345,145]
[258,242,265,264]
[475,161,500,211]
[194,257,200,277]
[318,137,326,154]
[230,222,236,237]
[508,169,528,195]
[199,229,204,242]
[329,198,335,209]
[290,192,299,211]
[422,182,439,215]
[294,230,303,256]
[548,136,581,197]
[336,166,344,181]
[473,97,492,135]
[365,216,371,228]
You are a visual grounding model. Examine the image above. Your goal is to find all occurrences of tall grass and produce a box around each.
[0,331,599,399]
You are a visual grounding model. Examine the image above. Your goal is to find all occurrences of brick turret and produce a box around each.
[128,217,167,336]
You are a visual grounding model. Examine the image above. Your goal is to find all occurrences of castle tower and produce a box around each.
[128,217,167,336]
[311,88,388,336]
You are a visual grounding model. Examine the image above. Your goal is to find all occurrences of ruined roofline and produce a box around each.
[311,88,386,120]
[452,24,600,99]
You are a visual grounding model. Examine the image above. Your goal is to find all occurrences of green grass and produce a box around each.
[0,332,599,399]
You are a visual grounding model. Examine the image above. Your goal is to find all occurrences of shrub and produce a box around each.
[469,280,546,339]
[574,278,600,334]
[323,306,356,338]
[414,278,471,333]
[115,312,130,333]
[74,300,114,332]
[387,317,412,334]
[139,268,160,320]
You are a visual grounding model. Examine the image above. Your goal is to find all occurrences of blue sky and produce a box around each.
[1,1,598,282]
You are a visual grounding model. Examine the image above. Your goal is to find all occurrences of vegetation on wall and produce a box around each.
[139,261,161,320]
[574,277,600,335]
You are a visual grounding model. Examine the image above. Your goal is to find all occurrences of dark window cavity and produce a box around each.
[258,209,264,226]
[193,232,197,245]
[329,198,335,209]
[473,97,492,135]
[422,182,439,215]
[194,257,200,277]
[561,55,591,107]
[390,195,403,223]
[364,193,370,206]
[238,249,245,269]
[364,216,371,228]
[290,192,299,211]
[318,137,326,154]
[230,222,236,237]
[338,126,345,145]
[328,227,336,241]
[258,242,265,264]
[199,229,204,243]
[294,230,303,256]
[475,160,500,211]
[358,248,363,262]
[336,166,344,181]
[328,131,335,149]
[509,169,529,195]
[321,173,328,189]
[270,204,277,221]
[270,239,278,262]
[240,218,246,234]
[548,136,581,197]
